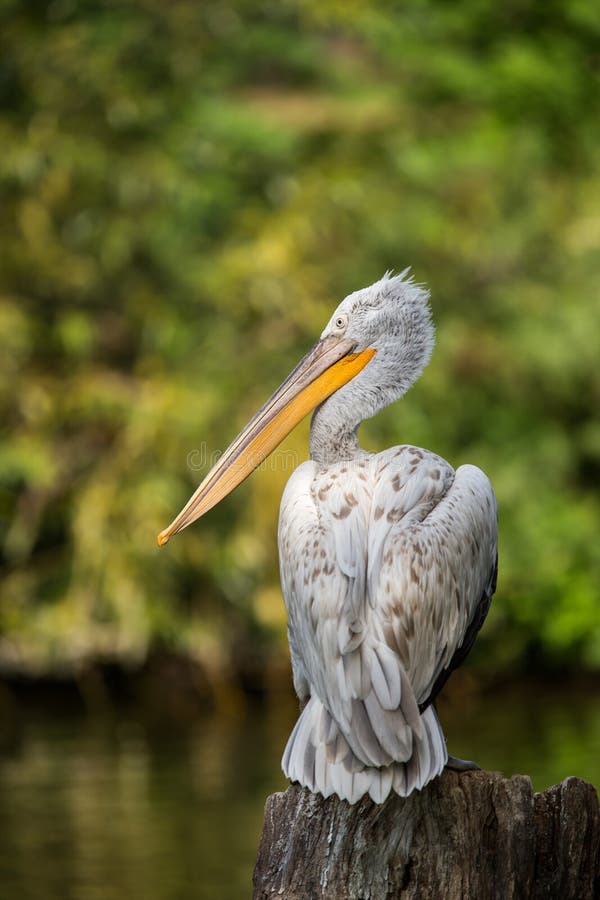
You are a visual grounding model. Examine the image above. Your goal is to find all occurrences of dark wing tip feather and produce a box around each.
[418,552,498,713]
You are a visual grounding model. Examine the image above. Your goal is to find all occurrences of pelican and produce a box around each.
[158,271,498,804]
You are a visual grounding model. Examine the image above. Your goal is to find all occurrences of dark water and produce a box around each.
[0,679,598,900]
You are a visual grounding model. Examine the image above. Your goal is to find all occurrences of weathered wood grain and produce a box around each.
[253,771,599,899]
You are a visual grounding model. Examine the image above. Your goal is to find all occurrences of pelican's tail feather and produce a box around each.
[281,695,447,804]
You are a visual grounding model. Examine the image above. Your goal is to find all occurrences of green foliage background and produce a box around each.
[1,0,599,680]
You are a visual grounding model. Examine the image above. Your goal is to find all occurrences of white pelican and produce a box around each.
[158,271,498,804]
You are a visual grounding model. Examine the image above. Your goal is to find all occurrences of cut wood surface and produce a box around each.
[253,771,599,899]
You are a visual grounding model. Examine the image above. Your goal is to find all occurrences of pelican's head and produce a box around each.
[308,270,434,460]
[320,269,434,399]
[158,270,432,545]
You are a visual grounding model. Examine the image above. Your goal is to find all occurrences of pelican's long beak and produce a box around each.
[157,336,375,546]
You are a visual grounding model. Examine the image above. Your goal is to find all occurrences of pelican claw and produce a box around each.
[445,755,481,772]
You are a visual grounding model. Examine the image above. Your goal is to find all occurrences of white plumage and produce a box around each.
[159,270,499,805]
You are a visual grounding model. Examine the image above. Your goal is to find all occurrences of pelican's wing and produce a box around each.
[279,457,428,772]
[367,448,498,707]
[278,459,372,716]
[278,448,497,802]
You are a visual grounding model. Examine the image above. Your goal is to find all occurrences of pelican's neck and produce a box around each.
[309,394,366,465]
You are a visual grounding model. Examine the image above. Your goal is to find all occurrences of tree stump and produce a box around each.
[253,771,599,899]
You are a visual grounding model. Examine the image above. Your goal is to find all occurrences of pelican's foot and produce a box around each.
[445,754,481,773]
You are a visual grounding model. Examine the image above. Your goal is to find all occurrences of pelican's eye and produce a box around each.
[334,314,348,332]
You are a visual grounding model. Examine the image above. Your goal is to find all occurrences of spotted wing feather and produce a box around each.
[369,452,498,705]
